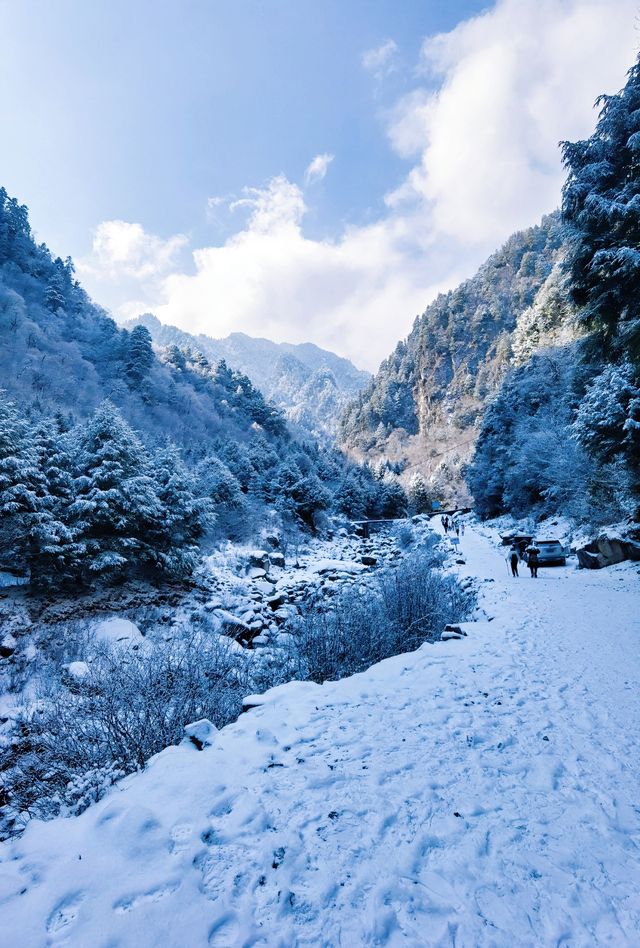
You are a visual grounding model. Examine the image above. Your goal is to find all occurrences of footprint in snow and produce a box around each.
[46,891,85,936]
[113,880,180,914]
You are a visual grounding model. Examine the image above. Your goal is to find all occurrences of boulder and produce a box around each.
[267,593,287,610]
[94,617,143,646]
[216,610,252,636]
[269,552,285,569]
[253,580,276,596]
[576,532,640,569]
[441,629,464,641]
[204,598,223,612]
[247,550,271,570]
[443,624,467,637]
[248,567,267,579]
[361,555,377,566]
[0,634,17,659]
[183,719,217,750]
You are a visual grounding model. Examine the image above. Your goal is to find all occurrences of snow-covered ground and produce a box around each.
[1,522,639,946]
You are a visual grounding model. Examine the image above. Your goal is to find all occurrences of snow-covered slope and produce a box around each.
[1,525,639,946]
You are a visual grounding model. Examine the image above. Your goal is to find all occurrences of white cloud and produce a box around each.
[386,0,639,244]
[148,175,448,367]
[87,0,639,370]
[304,153,334,184]
[79,220,187,280]
[362,39,398,79]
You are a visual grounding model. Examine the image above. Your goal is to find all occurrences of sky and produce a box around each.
[1,0,638,370]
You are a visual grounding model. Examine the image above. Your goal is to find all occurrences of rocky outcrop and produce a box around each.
[576,532,640,569]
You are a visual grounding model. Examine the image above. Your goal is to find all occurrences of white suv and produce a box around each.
[533,539,566,566]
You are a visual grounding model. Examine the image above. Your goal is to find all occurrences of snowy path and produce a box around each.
[1,525,639,946]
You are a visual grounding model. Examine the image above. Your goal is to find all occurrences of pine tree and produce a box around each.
[125,325,154,386]
[197,455,245,511]
[27,420,80,586]
[0,392,48,575]
[152,442,214,576]
[407,472,433,514]
[561,57,640,360]
[70,402,164,582]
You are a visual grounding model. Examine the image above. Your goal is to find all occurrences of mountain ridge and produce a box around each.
[338,212,572,501]
[125,314,371,440]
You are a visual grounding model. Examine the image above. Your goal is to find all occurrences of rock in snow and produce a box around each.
[182,719,218,750]
[94,617,143,646]
[576,531,640,569]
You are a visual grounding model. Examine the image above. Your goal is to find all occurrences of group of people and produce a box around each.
[441,514,464,539]
[507,541,540,578]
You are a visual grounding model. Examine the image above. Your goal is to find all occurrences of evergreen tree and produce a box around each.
[151,442,214,576]
[561,57,640,360]
[407,472,433,514]
[0,393,45,573]
[27,420,80,586]
[69,402,164,581]
[125,325,154,386]
[198,455,245,510]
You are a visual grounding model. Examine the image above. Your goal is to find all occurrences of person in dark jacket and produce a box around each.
[526,544,540,578]
[508,545,519,577]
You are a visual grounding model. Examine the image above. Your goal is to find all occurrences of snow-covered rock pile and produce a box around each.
[201,525,420,655]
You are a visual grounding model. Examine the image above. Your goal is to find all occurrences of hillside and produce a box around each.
[0,189,288,453]
[0,186,406,588]
[339,212,570,500]
[126,314,370,440]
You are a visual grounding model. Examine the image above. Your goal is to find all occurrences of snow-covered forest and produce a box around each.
[0,11,639,947]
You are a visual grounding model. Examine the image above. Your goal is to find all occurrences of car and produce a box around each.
[529,539,566,566]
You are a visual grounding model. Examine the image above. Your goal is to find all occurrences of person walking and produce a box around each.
[526,542,540,578]
[508,544,519,577]
[460,523,465,537]
[443,516,449,534]
[455,522,460,538]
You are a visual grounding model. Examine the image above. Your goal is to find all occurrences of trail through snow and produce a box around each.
[1,524,639,946]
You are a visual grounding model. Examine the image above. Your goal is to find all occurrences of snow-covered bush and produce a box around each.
[392,521,415,549]
[288,548,473,684]
[0,633,250,833]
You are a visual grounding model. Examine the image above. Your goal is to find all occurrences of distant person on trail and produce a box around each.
[526,543,540,578]
[455,523,460,538]
[443,516,449,534]
[460,523,465,537]
[508,545,519,577]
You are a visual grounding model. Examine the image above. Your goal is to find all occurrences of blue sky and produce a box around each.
[2,0,638,368]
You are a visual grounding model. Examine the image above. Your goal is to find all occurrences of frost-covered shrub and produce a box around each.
[0,633,250,832]
[392,521,415,549]
[288,550,473,684]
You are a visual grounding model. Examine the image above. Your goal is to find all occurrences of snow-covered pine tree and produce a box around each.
[407,472,433,515]
[69,401,164,582]
[152,442,214,577]
[27,419,80,586]
[0,392,49,576]
[561,57,640,361]
[125,325,154,387]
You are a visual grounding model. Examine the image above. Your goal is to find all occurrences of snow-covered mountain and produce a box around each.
[125,314,371,440]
